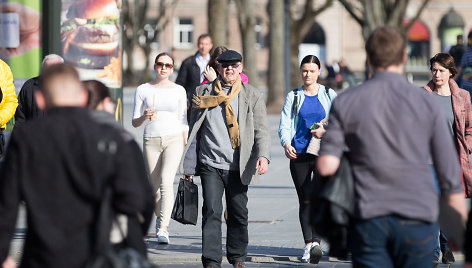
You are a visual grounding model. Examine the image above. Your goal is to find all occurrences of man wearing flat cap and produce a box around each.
[180,50,270,268]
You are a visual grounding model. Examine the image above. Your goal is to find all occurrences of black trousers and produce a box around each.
[289,153,321,244]
[199,163,248,268]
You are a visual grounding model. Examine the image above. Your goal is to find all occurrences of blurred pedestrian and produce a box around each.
[176,34,213,101]
[456,31,472,92]
[278,55,336,264]
[180,50,270,268]
[201,46,248,85]
[0,63,153,268]
[84,79,155,255]
[318,26,468,268]
[338,59,356,88]
[423,53,472,265]
[466,209,472,268]
[132,52,188,244]
[449,35,465,68]
[14,54,63,128]
[0,59,18,161]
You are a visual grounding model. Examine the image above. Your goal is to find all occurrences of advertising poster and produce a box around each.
[0,0,42,85]
[61,0,123,122]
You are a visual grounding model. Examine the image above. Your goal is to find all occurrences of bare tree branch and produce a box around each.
[338,0,364,26]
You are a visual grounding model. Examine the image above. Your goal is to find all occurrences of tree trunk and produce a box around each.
[235,0,259,86]
[208,0,228,47]
[289,21,303,89]
[267,0,285,108]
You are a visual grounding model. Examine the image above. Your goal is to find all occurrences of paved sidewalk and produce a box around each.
[5,89,467,267]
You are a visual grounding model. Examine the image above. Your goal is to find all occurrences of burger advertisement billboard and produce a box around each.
[61,0,122,89]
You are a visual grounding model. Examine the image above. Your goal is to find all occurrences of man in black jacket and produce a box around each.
[0,63,154,268]
[14,54,64,128]
[175,34,213,101]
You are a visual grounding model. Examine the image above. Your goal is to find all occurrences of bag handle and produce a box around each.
[183,175,194,183]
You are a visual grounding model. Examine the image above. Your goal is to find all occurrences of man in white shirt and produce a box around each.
[176,34,213,100]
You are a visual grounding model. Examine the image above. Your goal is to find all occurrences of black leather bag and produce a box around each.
[171,177,198,225]
[311,152,354,259]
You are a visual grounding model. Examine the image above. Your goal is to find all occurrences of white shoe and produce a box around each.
[301,244,311,263]
[157,228,169,244]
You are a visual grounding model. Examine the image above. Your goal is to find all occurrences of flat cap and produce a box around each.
[217,50,242,63]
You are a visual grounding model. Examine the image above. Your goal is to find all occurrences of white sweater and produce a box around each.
[132,83,189,138]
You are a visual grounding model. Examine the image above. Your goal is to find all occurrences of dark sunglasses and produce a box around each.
[155,62,173,69]
[220,62,240,68]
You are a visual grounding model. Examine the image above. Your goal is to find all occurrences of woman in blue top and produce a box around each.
[278,55,336,264]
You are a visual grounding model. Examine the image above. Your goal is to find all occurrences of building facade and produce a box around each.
[139,0,472,86]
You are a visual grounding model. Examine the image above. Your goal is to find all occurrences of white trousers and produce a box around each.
[143,134,184,228]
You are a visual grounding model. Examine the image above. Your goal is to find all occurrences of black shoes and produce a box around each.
[442,249,455,264]
[309,244,323,264]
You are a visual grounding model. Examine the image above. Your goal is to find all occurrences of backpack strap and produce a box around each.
[291,88,298,117]
[325,86,332,102]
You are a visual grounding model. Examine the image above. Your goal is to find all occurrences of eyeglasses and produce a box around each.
[155,62,173,69]
[220,62,240,69]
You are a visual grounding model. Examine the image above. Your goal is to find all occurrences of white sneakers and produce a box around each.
[301,244,311,263]
[157,228,170,244]
[301,243,323,264]
[156,219,170,244]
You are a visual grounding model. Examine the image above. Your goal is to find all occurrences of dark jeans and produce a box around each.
[289,153,320,244]
[351,215,437,268]
[199,163,248,268]
[433,229,450,259]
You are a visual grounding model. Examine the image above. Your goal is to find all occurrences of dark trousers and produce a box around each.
[289,153,320,244]
[351,215,437,268]
[433,229,450,259]
[199,163,248,268]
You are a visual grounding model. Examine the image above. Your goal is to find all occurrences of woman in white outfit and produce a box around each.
[132,52,188,244]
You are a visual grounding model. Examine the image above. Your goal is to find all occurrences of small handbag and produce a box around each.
[306,118,328,156]
[171,177,198,225]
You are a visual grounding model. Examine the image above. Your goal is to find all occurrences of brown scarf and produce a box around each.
[192,76,241,148]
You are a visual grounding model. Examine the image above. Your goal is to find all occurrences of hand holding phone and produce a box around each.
[310,122,319,130]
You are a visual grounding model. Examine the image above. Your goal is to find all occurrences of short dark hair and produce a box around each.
[40,63,79,94]
[208,46,228,71]
[468,31,472,41]
[300,55,321,69]
[154,52,174,65]
[366,26,406,69]
[83,80,110,109]
[197,34,212,44]
[429,53,457,78]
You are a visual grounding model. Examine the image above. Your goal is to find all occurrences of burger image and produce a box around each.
[61,0,120,69]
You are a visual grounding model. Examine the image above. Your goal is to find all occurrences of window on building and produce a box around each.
[255,17,264,49]
[175,18,194,48]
